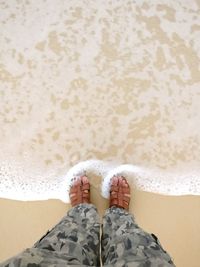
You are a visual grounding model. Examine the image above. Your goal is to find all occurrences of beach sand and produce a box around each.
[1,1,200,266]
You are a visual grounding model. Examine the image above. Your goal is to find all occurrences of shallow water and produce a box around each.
[0,0,200,202]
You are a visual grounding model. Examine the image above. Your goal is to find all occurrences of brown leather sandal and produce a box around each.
[109,175,131,210]
[69,175,90,207]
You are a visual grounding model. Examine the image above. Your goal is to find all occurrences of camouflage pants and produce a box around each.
[0,204,175,267]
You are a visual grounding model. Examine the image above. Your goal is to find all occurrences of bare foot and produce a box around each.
[69,175,90,207]
[109,175,131,210]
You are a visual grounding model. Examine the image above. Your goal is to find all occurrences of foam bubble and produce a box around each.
[1,1,200,203]
[64,160,200,202]
[1,159,199,203]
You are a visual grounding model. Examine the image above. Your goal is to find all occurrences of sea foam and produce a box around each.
[0,160,199,203]
[1,1,200,203]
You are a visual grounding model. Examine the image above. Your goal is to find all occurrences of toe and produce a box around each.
[82,176,90,190]
[82,175,89,184]
[118,177,125,187]
[111,176,119,186]
[73,177,81,187]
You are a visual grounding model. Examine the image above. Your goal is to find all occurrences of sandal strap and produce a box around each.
[69,176,90,206]
[109,176,130,210]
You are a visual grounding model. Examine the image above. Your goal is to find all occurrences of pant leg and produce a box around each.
[101,207,175,267]
[0,204,100,267]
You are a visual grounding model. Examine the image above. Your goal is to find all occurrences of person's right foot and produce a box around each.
[109,175,131,210]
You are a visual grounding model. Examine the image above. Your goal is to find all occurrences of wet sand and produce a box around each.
[0,190,200,267]
[1,0,200,201]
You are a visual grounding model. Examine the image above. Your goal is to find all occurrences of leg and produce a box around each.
[34,203,100,266]
[34,175,101,266]
[101,176,175,266]
[0,175,100,267]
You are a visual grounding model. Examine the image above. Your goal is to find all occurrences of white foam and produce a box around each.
[0,159,199,203]
[64,160,200,202]
[1,1,200,203]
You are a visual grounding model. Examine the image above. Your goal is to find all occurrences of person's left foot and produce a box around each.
[109,175,130,210]
[69,175,90,207]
